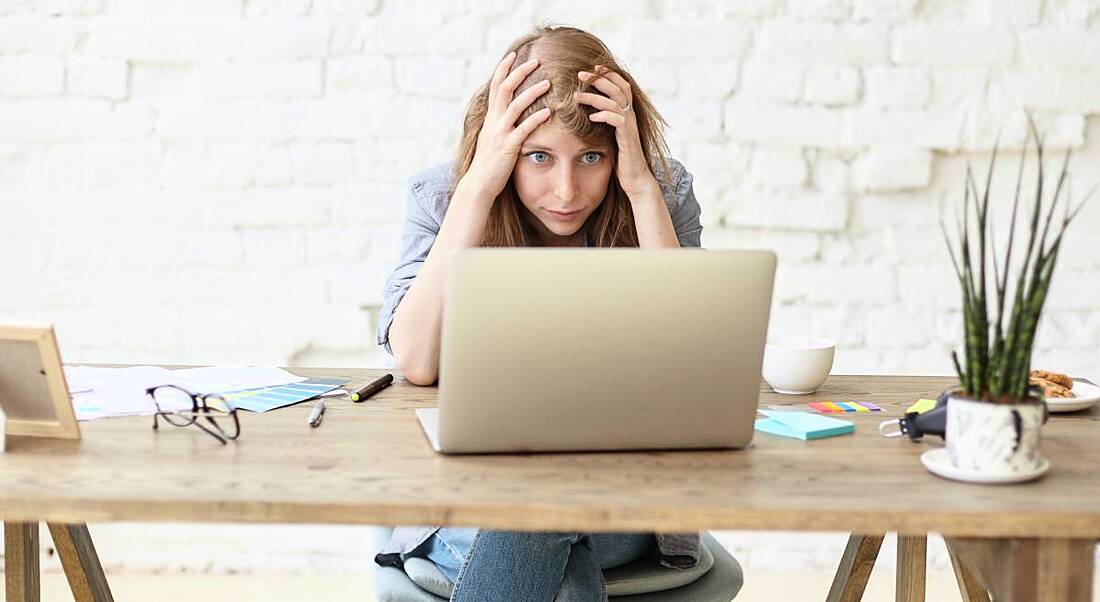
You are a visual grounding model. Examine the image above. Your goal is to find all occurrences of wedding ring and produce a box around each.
[619,102,631,112]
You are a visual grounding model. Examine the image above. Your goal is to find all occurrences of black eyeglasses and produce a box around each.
[145,385,241,445]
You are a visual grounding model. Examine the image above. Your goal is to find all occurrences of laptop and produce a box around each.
[415,249,776,454]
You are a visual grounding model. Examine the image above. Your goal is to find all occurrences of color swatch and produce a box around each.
[221,377,349,413]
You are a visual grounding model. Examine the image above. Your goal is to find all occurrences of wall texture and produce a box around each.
[3,0,1099,375]
[2,0,1099,579]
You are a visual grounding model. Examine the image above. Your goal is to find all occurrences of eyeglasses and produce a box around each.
[145,385,241,445]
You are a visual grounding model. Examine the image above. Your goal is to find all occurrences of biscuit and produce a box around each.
[1029,376,1075,398]
[1030,369,1073,389]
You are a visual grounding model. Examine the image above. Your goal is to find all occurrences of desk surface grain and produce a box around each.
[2,370,1098,537]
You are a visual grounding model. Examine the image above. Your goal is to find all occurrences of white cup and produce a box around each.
[762,336,836,395]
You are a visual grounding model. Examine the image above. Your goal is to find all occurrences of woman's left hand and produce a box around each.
[575,68,661,201]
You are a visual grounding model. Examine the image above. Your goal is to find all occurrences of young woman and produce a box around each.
[374,26,704,601]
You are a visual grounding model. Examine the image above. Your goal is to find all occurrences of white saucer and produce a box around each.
[1045,381,1100,413]
[920,448,1050,484]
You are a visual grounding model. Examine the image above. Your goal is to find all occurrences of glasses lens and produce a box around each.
[202,396,233,414]
[202,397,240,440]
[152,386,194,412]
[151,386,196,426]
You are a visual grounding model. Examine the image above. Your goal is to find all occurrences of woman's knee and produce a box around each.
[584,533,656,570]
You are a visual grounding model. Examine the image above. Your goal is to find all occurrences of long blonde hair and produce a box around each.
[454,25,671,247]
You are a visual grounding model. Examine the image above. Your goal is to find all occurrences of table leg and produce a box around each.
[896,534,926,602]
[945,536,1096,602]
[4,521,40,602]
[47,523,114,602]
[944,539,990,602]
[1034,538,1095,601]
[827,533,885,602]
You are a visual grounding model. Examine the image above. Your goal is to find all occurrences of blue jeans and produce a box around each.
[418,528,655,601]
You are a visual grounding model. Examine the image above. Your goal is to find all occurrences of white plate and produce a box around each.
[920,448,1050,484]
[1046,380,1100,413]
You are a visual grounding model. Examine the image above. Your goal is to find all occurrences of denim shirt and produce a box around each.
[374,158,704,571]
[376,157,703,354]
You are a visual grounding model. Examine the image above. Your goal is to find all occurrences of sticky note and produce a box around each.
[755,411,855,440]
[906,399,937,414]
[810,401,883,414]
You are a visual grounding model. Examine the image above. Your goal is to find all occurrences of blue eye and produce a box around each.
[527,151,550,164]
[581,152,603,165]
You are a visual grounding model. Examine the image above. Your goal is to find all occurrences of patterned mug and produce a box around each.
[945,394,1046,475]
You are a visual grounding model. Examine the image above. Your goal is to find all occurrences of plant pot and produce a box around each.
[945,393,1046,476]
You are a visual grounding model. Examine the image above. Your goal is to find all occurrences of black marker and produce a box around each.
[351,373,393,402]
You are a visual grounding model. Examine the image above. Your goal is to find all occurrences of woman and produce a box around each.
[374,26,703,601]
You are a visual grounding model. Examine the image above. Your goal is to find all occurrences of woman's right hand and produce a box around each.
[464,52,552,200]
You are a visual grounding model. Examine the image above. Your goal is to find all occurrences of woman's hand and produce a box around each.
[575,67,661,201]
[464,52,552,200]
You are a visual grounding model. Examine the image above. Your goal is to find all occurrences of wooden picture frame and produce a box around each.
[0,323,81,439]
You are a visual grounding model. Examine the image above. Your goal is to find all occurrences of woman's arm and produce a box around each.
[387,177,495,385]
[574,68,693,249]
[629,182,681,249]
[387,52,551,385]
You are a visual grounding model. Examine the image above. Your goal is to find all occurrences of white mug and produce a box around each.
[762,336,836,395]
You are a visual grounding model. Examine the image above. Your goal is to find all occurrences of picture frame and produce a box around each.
[0,323,81,439]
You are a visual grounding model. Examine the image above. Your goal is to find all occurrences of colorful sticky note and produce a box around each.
[755,411,855,440]
[906,398,937,415]
[809,400,883,413]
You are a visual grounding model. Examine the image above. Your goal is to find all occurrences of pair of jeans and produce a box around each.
[418,528,655,601]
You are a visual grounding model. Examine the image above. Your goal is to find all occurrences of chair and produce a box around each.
[371,528,743,601]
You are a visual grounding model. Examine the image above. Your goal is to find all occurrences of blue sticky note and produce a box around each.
[754,410,855,440]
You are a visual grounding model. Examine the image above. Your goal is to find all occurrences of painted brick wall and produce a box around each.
[3,0,1099,578]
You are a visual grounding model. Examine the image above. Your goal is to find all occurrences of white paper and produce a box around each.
[64,366,306,421]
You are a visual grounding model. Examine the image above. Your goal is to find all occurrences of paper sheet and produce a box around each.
[65,366,306,420]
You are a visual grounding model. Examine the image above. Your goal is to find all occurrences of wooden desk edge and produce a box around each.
[3,500,1100,538]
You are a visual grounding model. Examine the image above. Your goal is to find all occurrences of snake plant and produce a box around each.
[941,116,1092,401]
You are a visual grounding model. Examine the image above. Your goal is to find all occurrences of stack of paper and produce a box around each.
[65,366,307,420]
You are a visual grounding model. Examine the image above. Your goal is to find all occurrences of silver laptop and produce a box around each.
[415,249,776,454]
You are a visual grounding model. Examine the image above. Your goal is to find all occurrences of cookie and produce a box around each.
[1030,369,1073,389]
[1029,376,1075,399]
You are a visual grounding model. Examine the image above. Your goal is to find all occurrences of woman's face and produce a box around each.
[513,121,614,246]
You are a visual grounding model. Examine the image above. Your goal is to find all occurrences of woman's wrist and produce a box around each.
[456,167,503,206]
[623,175,664,207]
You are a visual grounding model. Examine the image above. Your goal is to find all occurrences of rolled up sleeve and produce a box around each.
[376,178,442,355]
[663,159,704,249]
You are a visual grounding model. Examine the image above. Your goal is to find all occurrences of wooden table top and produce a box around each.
[1,369,1098,537]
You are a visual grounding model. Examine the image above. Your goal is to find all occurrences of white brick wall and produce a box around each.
[3,0,1100,580]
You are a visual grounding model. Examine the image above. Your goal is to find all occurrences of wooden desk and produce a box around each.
[2,371,1098,601]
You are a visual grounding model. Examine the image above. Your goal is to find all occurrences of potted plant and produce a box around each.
[939,116,1090,477]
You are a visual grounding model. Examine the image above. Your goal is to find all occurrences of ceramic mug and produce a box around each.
[945,395,1045,475]
[761,336,836,395]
